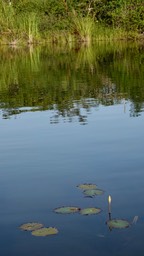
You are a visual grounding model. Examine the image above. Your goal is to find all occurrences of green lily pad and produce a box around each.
[83,189,104,197]
[107,219,130,229]
[31,227,58,237]
[54,206,80,214]
[19,222,43,231]
[77,183,97,190]
[80,207,101,215]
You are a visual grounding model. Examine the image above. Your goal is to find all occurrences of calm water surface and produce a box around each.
[0,42,144,256]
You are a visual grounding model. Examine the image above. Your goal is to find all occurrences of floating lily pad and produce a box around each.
[31,227,58,237]
[77,183,97,190]
[54,206,80,214]
[80,207,101,215]
[19,222,43,231]
[107,219,130,229]
[83,189,104,197]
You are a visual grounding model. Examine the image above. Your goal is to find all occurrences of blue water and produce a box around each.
[0,100,144,256]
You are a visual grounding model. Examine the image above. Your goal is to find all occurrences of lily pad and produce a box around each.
[19,222,43,231]
[83,189,104,197]
[31,227,58,237]
[54,206,80,214]
[107,219,130,229]
[80,207,101,215]
[77,183,97,190]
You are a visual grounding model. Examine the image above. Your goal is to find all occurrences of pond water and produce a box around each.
[0,42,144,256]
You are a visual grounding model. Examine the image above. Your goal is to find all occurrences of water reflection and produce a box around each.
[0,42,144,121]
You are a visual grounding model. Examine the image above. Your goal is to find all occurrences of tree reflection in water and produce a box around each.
[0,42,144,121]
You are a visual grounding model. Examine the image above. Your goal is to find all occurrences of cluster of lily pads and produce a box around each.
[19,223,58,237]
[54,184,104,215]
[19,183,131,237]
[54,183,104,216]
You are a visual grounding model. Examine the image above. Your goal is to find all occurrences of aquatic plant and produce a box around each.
[107,195,131,230]
[16,12,40,44]
[54,206,81,214]
[77,183,97,190]
[108,195,112,214]
[19,222,43,231]
[107,219,130,229]
[83,188,104,197]
[31,227,58,237]
[80,207,101,216]
[71,11,95,43]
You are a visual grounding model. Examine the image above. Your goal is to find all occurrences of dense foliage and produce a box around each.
[12,0,144,30]
[0,0,144,42]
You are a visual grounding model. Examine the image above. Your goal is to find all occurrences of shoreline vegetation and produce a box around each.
[0,0,144,45]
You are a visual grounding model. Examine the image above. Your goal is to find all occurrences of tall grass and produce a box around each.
[93,25,130,41]
[19,13,39,44]
[70,11,95,43]
[0,1,15,29]
[0,1,39,44]
[0,0,143,44]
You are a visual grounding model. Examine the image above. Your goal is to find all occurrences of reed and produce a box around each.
[70,11,95,43]
[93,24,124,41]
[0,1,15,29]
[0,1,39,45]
[19,13,40,44]
[0,1,16,44]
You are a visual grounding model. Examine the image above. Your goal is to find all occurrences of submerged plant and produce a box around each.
[19,222,43,231]
[80,207,101,216]
[83,189,104,197]
[31,227,58,237]
[54,206,81,214]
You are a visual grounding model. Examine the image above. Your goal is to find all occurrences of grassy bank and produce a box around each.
[0,0,144,45]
